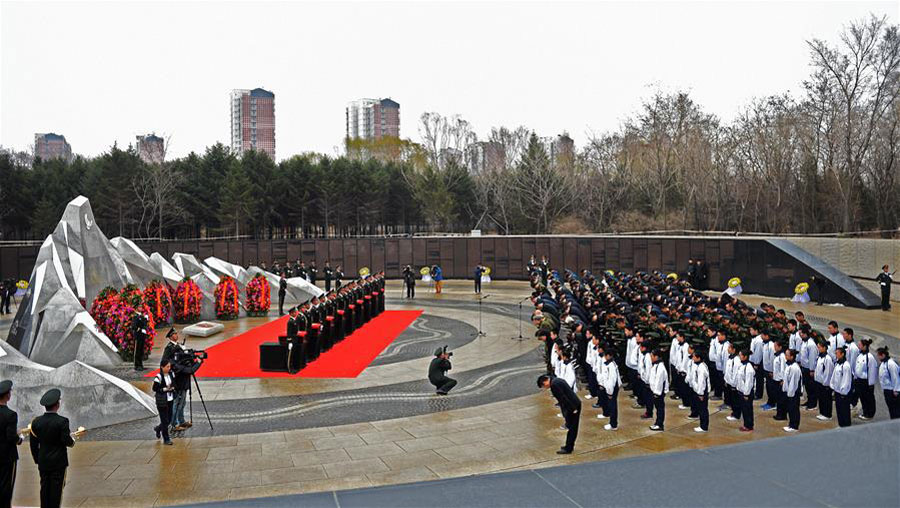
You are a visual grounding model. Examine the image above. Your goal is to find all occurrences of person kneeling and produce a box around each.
[429,347,457,395]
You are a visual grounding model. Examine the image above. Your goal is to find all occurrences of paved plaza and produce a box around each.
[2,280,898,506]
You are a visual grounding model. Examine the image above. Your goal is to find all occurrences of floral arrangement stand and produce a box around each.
[174,278,203,324]
[215,275,240,320]
[244,274,271,317]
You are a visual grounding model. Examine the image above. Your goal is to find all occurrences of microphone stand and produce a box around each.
[474,294,490,337]
[510,295,530,342]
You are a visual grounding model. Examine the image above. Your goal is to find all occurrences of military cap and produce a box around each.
[166,327,177,338]
[0,380,11,396]
[40,388,61,407]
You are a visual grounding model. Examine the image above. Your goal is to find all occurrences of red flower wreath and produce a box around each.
[215,275,240,320]
[143,280,173,325]
[245,274,271,317]
[174,278,203,324]
[89,285,156,361]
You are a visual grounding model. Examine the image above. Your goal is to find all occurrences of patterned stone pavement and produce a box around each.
[3,280,899,507]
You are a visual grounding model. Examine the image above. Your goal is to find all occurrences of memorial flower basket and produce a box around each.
[174,278,202,324]
[143,279,173,325]
[245,274,271,317]
[215,275,240,320]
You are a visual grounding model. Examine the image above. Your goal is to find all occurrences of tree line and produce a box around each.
[1,15,897,240]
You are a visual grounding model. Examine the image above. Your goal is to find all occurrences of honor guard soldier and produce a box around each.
[876,265,893,311]
[278,272,287,316]
[133,310,150,371]
[324,262,334,292]
[29,389,76,508]
[1,380,23,508]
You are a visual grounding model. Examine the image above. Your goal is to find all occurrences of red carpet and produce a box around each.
[147,310,422,379]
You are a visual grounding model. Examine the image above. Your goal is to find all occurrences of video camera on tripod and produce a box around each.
[175,348,208,362]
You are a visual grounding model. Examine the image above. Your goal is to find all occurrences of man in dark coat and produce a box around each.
[324,262,334,292]
[29,389,75,508]
[132,311,149,371]
[474,265,484,294]
[278,273,287,316]
[0,380,23,508]
[876,265,893,311]
[538,374,581,454]
[428,348,457,395]
[403,265,416,299]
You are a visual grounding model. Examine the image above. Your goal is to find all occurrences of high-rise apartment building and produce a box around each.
[34,133,72,162]
[346,98,400,140]
[136,134,165,164]
[231,88,275,160]
[466,141,506,173]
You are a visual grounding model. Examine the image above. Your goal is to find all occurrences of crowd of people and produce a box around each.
[531,261,900,454]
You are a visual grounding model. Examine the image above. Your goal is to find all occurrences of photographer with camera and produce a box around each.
[429,346,457,395]
[162,329,204,432]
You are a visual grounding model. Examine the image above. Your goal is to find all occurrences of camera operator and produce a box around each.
[171,340,203,432]
[429,347,457,395]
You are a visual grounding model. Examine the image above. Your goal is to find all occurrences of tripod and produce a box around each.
[189,373,214,432]
[510,295,530,342]
[473,294,490,337]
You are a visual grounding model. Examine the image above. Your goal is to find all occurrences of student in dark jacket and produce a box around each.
[29,389,75,508]
[0,380,23,508]
[153,360,176,445]
[538,374,581,454]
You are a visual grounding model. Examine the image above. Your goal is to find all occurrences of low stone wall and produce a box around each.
[786,237,900,302]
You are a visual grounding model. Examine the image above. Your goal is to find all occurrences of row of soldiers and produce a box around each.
[1,383,81,508]
[533,267,900,453]
[281,273,385,372]
[268,260,345,292]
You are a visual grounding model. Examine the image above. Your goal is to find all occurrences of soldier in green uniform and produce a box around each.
[0,380,23,508]
[29,389,75,508]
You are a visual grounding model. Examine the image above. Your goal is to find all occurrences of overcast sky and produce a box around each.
[2,1,897,160]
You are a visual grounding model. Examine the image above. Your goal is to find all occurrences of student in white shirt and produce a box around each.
[592,342,609,413]
[584,332,601,401]
[599,350,620,430]
[787,320,802,352]
[682,342,699,418]
[782,348,803,432]
[876,347,900,419]
[736,349,755,432]
[690,350,711,433]
[842,328,859,408]
[854,339,878,420]
[771,340,788,421]
[648,348,669,431]
[724,343,740,420]
[625,331,640,397]
[760,331,776,410]
[749,326,765,400]
[800,329,819,410]
[814,342,835,421]
[671,332,689,408]
[830,347,852,427]
[637,340,653,416]
[713,331,730,401]
[826,321,844,361]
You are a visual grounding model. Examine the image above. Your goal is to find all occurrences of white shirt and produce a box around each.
[680,347,694,375]
[789,330,802,352]
[639,352,652,381]
[601,360,620,393]
[586,344,599,369]
[691,361,711,395]
[845,342,860,375]
[830,360,852,396]
[708,337,720,366]
[724,354,739,387]
[625,337,639,369]
[815,354,835,386]
[801,338,818,369]
[762,340,775,372]
[559,360,577,390]
[669,339,683,372]
[827,334,845,361]
[783,362,802,397]
[649,362,669,396]
[879,358,900,391]
[773,351,786,381]
[737,361,755,396]
[854,352,878,385]
[750,335,764,364]
[715,340,731,372]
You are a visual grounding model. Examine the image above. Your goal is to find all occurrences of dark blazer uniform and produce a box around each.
[29,413,74,508]
[550,377,582,452]
[0,405,20,508]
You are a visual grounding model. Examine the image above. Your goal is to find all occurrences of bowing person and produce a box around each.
[736,349,755,432]
[854,339,878,420]
[538,375,581,454]
[648,348,668,431]
[690,351,711,433]
[782,348,803,432]
[830,347,852,427]
[814,341,835,421]
[598,349,620,431]
[876,347,900,419]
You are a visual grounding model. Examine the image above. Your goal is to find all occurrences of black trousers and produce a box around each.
[155,401,173,441]
[741,393,754,429]
[882,288,891,310]
[787,392,801,429]
[134,335,145,369]
[0,294,8,314]
[765,374,778,407]
[727,386,740,418]
[607,386,619,428]
[278,292,285,315]
[325,280,332,292]
[433,377,457,394]
[697,391,709,430]
[0,459,16,508]
[835,393,851,427]
[407,284,415,298]
[774,381,787,419]
[753,364,765,399]
[653,394,665,428]
[802,369,817,408]
[39,468,65,508]
[884,390,900,419]
[710,365,723,397]
[856,380,876,418]
[586,368,600,397]
[818,384,833,417]
[563,409,580,451]
[474,279,481,293]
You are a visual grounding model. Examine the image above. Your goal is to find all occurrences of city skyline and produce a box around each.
[2,1,897,161]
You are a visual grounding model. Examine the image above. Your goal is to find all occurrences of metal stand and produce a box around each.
[189,373,214,432]
[473,294,490,337]
[510,295,530,342]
